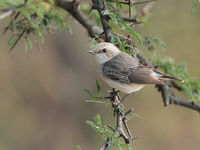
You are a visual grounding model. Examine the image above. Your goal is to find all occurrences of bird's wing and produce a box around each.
[128,65,163,84]
[102,52,137,83]
[102,52,163,84]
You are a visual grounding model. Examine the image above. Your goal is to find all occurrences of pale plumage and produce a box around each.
[88,42,183,94]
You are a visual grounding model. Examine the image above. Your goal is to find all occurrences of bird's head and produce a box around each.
[88,42,120,65]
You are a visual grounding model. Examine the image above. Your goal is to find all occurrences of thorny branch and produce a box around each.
[92,0,111,42]
[54,0,200,149]
[97,91,137,150]
[156,84,200,113]
[108,0,156,5]
[54,0,103,37]
[0,4,24,20]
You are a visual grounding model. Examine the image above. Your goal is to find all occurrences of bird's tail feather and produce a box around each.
[161,75,184,83]
[153,70,184,83]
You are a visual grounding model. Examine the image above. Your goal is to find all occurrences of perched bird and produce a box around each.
[88,42,183,105]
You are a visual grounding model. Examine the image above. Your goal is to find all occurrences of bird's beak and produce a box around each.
[87,50,96,54]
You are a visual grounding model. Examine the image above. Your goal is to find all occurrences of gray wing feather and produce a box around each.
[103,52,162,84]
[103,52,138,84]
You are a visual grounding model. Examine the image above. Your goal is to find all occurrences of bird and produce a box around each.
[88,42,184,106]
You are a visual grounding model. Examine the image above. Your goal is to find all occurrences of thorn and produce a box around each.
[88,6,95,15]
[124,109,134,116]
[132,136,141,141]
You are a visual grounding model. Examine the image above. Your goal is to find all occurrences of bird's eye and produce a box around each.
[103,48,107,53]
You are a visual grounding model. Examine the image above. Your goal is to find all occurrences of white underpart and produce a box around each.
[103,77,145,94]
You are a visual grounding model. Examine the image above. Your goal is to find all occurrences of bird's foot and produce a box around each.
[109,90,120,102]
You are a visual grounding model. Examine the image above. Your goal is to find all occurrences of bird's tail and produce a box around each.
[161,75,184,83]
[153,70,184,83]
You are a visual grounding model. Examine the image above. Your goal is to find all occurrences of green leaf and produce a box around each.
[96,79,100,93]
[151,36,166,51]
[103,9,110,15]
[84,89,98,101]
[115,0,122,8]
[120,143,132,150]
[107,3,115,10]
[37,31,44,44]
[8,35,18,46]
[109,12,143,45]
[86,120,95,127]
[153,56,200,104]
[77,146,81,150]
[94,114,101,125]
[143,35,166,51]
[66,23,72,34]
[126,26,143,45]
[111,35,133,55]
[19,8,31,20]
[28,36,33,49]
[192,0,198,14]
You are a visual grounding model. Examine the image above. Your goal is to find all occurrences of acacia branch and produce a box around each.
[92,0,111,42]
[156,84,200,113]
[54,0,103,37]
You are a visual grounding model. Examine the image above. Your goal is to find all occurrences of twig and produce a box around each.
[9,28,26,52]
[0,4,24,12]
[112,32,132,42]
[102,0,107,9]
[123,117,133,140]
[92,0,111,42]
[98,139,108,150]
[128,0,132,18]
[55,0,103,37]
[115,110,130,144]
[124,109,133,116]
[3,13,37,35]
[108,0,156,5]
[156,84,200,113]
[118,16,140,23]
[133,0,156,5]
[0,10,14,20]
[0,3,25,20]
[54,0,141,42]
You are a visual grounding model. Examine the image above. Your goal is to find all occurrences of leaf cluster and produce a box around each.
[1,0,70,51]
[86,114,132,150]
[192,0,200,14]
[143,35,167,51]
[153,56,200,104]
[108,11,143,45]
[84,80,109,104]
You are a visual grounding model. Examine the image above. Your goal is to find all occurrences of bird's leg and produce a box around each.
[110,89,120,103]
[110,90,126,109]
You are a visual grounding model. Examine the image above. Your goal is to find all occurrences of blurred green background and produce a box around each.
[0,0,200,150]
